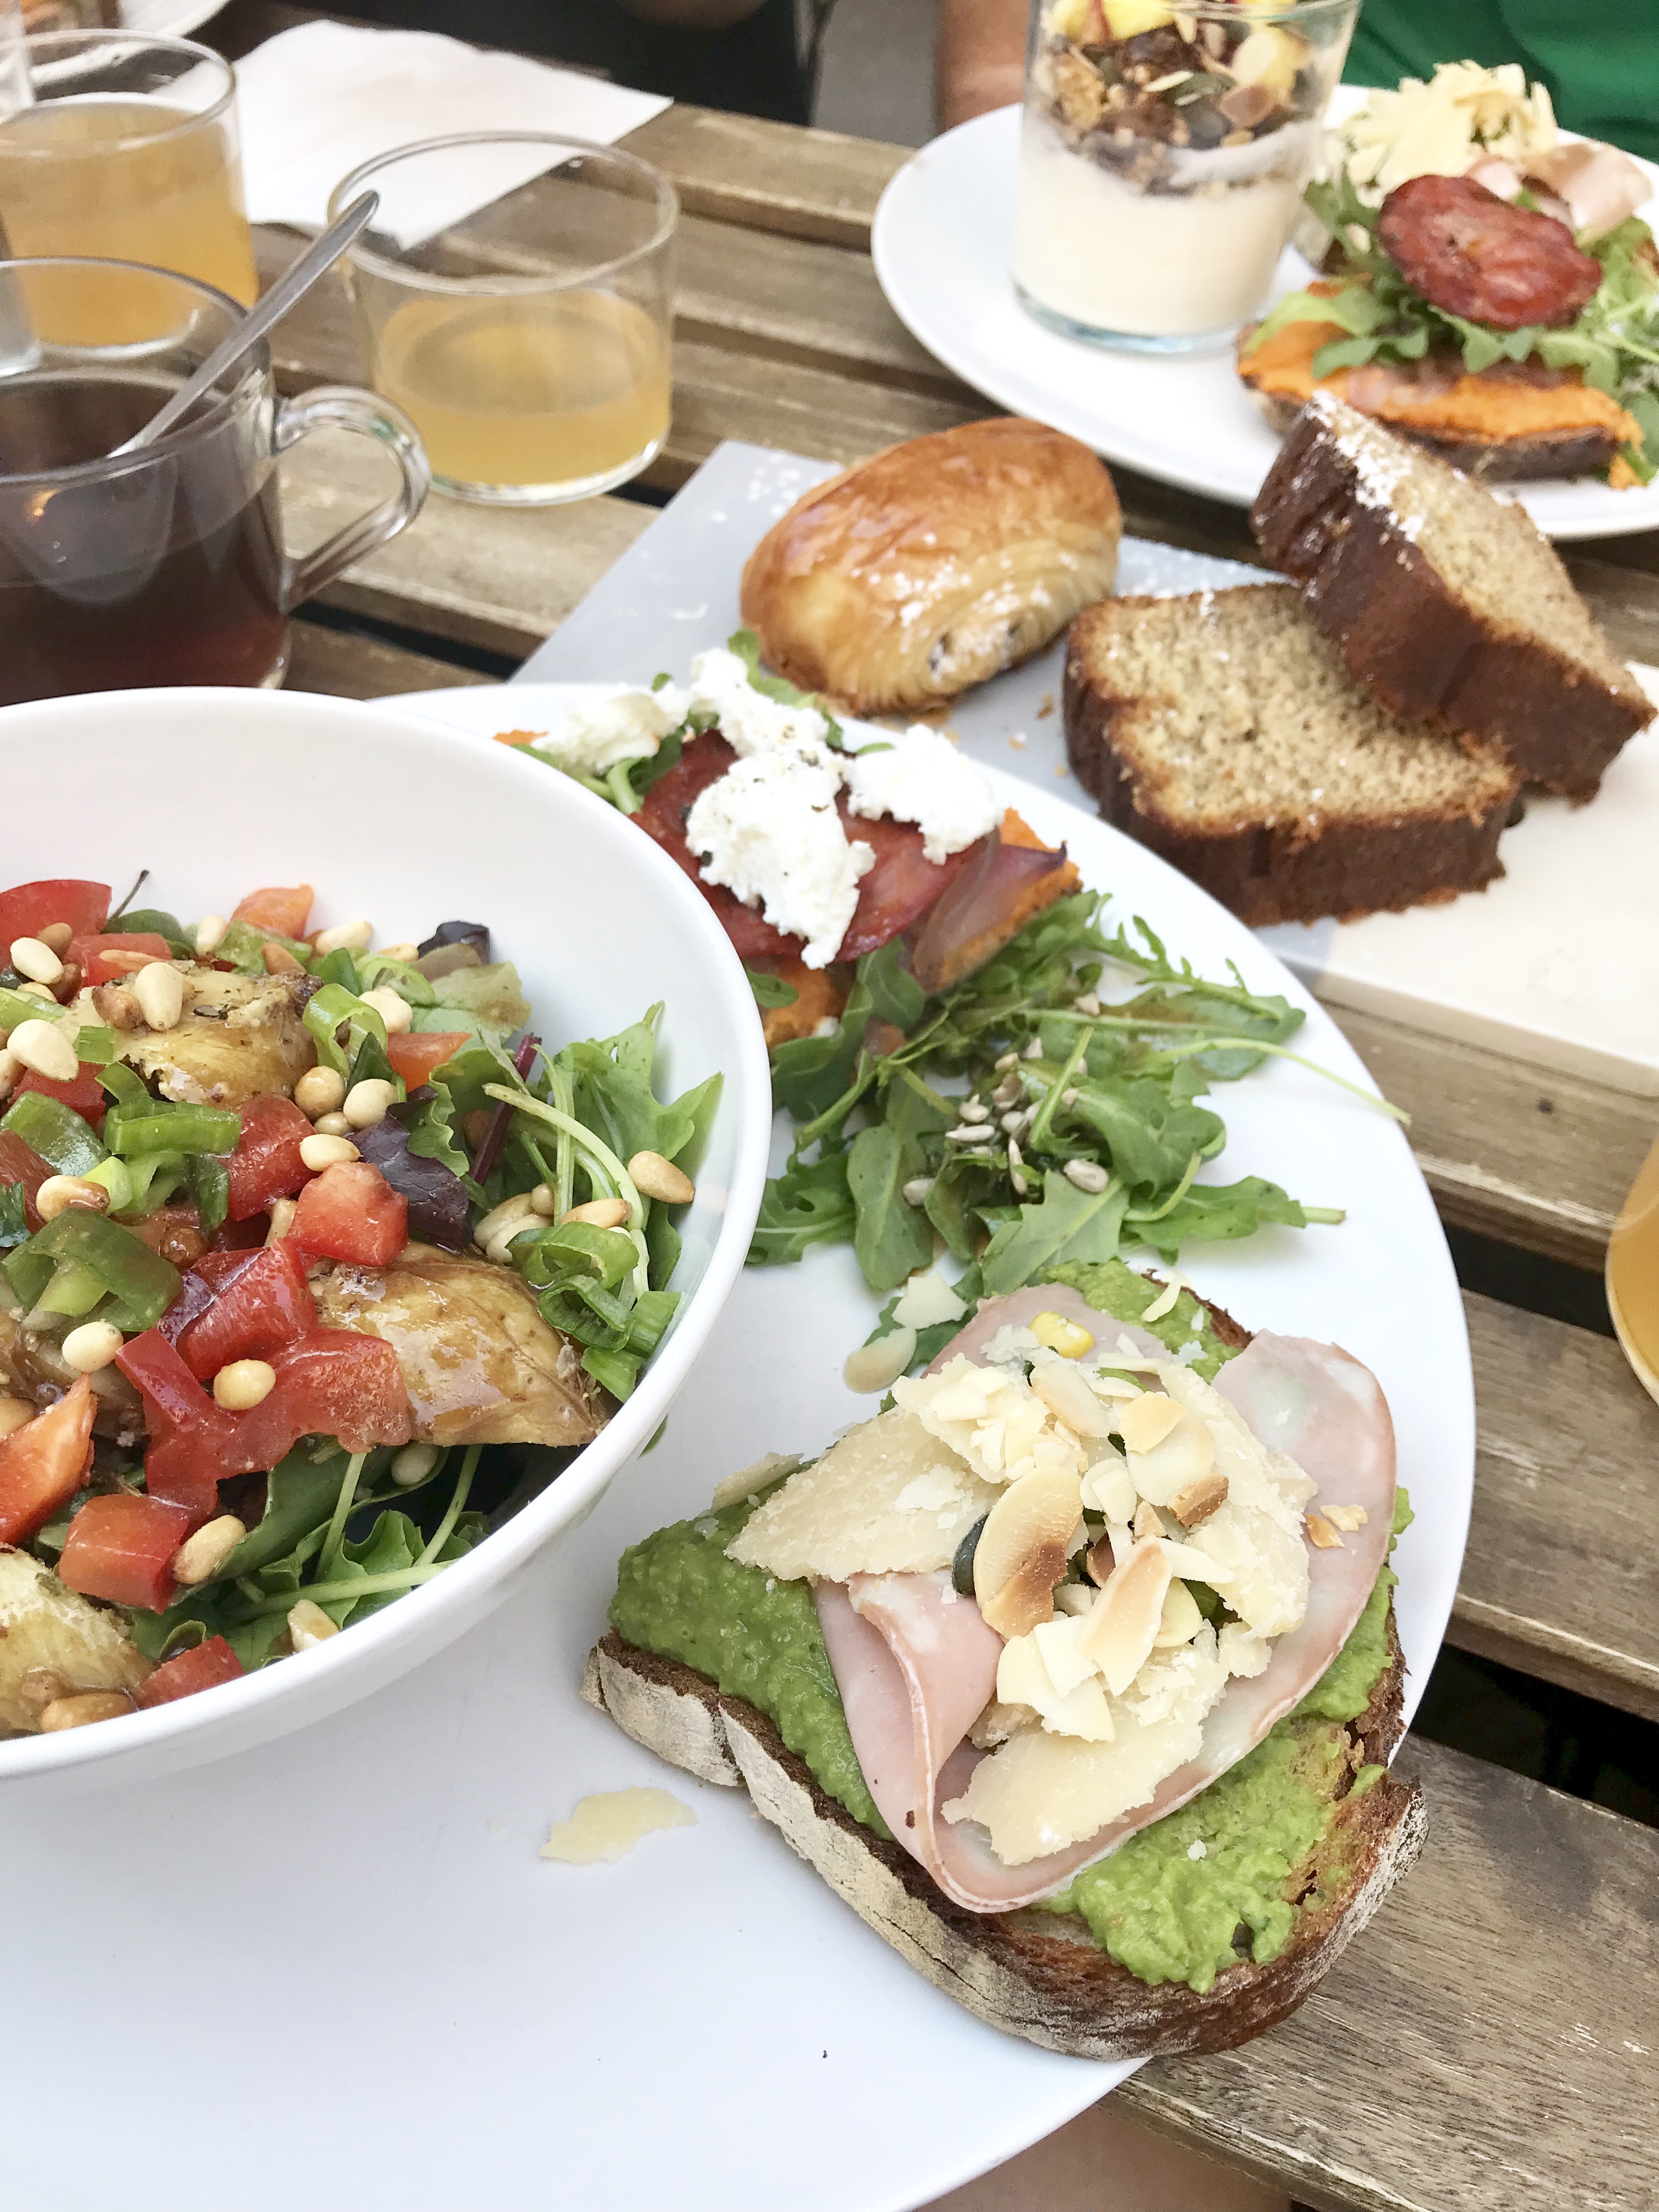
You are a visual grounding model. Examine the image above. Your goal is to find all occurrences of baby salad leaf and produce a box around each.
[847,1121,934,1290]
[980,1170,1130,1296]
[1126,1175,1311,1261]
[430,960,531,1036]
[749,1148,856,1264]
[746,966,799,1011]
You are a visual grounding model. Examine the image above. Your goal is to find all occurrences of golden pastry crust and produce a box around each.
[740,419,1121,714]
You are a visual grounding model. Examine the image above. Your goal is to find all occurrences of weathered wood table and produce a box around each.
[208,10,1659,2203]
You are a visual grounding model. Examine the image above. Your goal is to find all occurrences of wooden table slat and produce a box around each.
[1120,1735,1657,2212]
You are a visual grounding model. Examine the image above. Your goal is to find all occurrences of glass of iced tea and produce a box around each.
[1608,1137,1659,1408]
[0,257,430,703]
[329,133,677,504]
[0,30,257,345]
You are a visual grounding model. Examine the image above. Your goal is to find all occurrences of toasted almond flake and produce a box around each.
[1078,1537,1172,1695]
[1030,1358,1115,1437]
[1132,1497,1166,1542]
[975,1468,1084,1639]
[1115,1392,1183,1454]
[1125,1406,1217,1506]
[1168,1469,1229,1528]
[1306,1512,1344,1549]
[1156,1536,1235,1586]
[1324,1503,1368,1531]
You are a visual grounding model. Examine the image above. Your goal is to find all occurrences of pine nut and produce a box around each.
[61,1321,123,1373]
[266,1197,298,1244]
[626,1150,695,1205]
[36,1175,110,1222]
[16,1667,68,1718]
[133,962,185,1032]
[40,1690,134,1730]
[288,1598,338,1650]
[0,1394,33,1438]
[294,1065,346,1118]
[10,936,64,986]
[299,1133,359,1171]
[377,942,419,963]
[529,1183,558,1218]
[391,1441,440,1487]
[8,1018,77,1082]
[171,1512,247,1584]
[194,913,229,957]
[313,1111,351,1137]
[262,942,307,978]
[343,1077,396,1130]
[561,1198,631,1230]
[360,986,412,1035]
[476,1193,539,1246]
[213,1359,276,1411]
[37,922,73,956]
[312,919,373,955]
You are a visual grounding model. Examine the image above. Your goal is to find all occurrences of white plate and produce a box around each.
[872,101,1659,541]
[119,0,228,41]
[8,690,1474,2210]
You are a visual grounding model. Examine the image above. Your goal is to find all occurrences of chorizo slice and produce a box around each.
[1378,173,1602,331]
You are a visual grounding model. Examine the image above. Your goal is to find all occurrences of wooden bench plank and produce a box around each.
[625,104,905,250]
[1119,1735,1655,2212]
[1460,1292,1659,1721]
[285,617,493,699]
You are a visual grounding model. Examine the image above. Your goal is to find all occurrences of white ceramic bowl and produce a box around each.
[0,687,773,1791]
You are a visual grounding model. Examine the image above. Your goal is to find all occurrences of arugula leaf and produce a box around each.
[746,966,799,1011]
[862,940,928,1032]
[1127,1174,1310,1260]
[980,1170,1129,1295]
[847,1121,934,1290]
[1066,1079,1223,1190]
[750,1148,856,1264]
[219,1450,352,1579]
[770,968,873,1124]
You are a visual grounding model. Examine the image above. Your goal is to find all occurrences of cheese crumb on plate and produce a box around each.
[540,1788,698,1865]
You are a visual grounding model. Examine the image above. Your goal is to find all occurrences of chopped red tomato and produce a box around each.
[292,1160,408,1266]
[66,931,175,987]
[211,1212,270,1252]
[0,879,109,948]
[0,1131,51,1229]
[0,1376,95,1545]
[11,1063,109,1132]
[225,1094,314,1221]
[116,1329,237,1523]
[133,1635,245,1708]
[59,1492,193,1611]
[386,1030,472,1087]
[232,885,313,938]
[234,1330,414,1462]
[177,1241,317,1381]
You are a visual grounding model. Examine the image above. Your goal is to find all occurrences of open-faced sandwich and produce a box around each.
[586,1265,1422,2058]
[1238,61,1658,484]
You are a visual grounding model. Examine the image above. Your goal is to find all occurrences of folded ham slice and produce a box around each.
[822,1293,1400,1910]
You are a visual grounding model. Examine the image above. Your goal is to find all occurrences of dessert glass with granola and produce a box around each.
[1014,0,1359,351]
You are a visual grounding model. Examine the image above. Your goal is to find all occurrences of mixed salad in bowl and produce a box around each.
[0,874,713,1738]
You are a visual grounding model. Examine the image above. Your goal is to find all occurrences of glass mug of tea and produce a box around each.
[328,133,676,505]
[0,258,430,704]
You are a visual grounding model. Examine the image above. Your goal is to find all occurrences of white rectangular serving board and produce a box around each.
[521,442,1659,1098]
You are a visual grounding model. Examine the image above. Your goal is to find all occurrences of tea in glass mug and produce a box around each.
[0,31,258,343]
[1607,1136,1659,1406]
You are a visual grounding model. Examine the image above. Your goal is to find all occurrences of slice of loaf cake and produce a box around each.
[1252,394,1649,801]
[1063,583,1520,927]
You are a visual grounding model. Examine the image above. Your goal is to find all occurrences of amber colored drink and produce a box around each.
[1607,1137,1659,1404]
[371,288,670,493]
[0,98,257,342]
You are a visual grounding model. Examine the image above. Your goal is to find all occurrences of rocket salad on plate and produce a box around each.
[0,876,713,1737]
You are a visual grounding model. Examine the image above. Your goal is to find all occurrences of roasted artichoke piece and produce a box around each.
[75,964,315,1109]
[0,1309,145,1446]
[0,1549,150,1734]
[310,1243,606,1448]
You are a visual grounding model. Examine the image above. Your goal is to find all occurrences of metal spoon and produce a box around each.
[111,191,380,458]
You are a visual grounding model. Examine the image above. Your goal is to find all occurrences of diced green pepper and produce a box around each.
[3,1211,180,1333]
[108,1105,239,1158]
[0,1091,107,1177]
[304,982,387,1080]
[99,1062,154,1115]
[189,1153,230,1238]
[0,985,51,1033]
[119,1152,190,1216]
[84,1158,134,1213]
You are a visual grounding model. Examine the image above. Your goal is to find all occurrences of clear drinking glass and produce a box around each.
[329,133,678,505]
[0,257,430,703]
[1013,0,1359,352]
[0,29,258,345]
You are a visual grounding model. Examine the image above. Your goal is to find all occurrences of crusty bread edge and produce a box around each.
[1244,383,1624,484]
[1062,593,1515,927]
[582,1610,1425,2063]
[1251,405,1649,801]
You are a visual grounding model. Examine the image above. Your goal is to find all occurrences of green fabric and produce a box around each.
[1345,0,1659,162]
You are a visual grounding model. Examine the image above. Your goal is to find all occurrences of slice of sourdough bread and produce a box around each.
[1251,396,1650,800]
[583,1611,1425,2062]
[1063,582,1519,927]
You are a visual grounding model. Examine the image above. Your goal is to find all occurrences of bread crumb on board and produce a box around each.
[540,1788,697,1864]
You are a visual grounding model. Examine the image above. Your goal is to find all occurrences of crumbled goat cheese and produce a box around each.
[524,683,686,776]
[843,724,1004,863]
[685,647,833,763]
[684,751,873,968]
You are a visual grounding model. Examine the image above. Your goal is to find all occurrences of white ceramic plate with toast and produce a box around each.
[7,690,1476,2209]
[872,100,1659,542]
